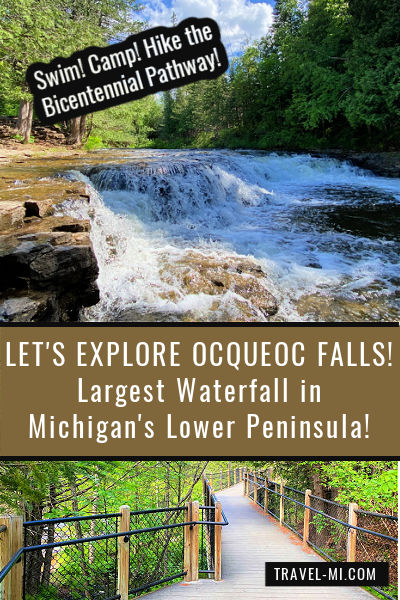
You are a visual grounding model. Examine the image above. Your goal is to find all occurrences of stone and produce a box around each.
[25,199,54,218]
[29,243,98,287]
[52,218,90,233]
[0,293,53,322]
[0,174,100,322]
[0,200,25,231]
[0,233,99,321]
[296,293,396,322]
[50,232,73,245]
[72,232,91,245]
[160,251,278,320]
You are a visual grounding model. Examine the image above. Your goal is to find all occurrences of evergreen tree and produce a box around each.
[0,0,143,143]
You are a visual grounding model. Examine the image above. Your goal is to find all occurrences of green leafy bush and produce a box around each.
[84,135,103,151]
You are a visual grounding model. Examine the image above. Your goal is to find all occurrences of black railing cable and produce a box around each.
[245,476,398,542]
[1,510,228,585]
[23,505,185,526]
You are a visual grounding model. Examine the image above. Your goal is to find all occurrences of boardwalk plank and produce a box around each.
[146,484,373,599]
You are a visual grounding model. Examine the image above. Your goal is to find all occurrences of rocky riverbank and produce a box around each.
[0,149,280,322]
[310,150,400,178]
[0,175,99,321]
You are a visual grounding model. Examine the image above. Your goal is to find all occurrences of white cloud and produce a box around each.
[142,0,274,54]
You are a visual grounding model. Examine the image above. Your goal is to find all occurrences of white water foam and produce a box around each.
[59,151,400,322]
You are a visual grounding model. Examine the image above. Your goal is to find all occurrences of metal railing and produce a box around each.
[244,471,398,600]
[23,511,120,599]
[201,475,229,580]
[205,466,245,492]
[0,496,229,600]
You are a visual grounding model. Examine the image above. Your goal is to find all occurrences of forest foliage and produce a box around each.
[0,0,161,144]
[1,0,399,150]
[160,0,400,150]
[0,460,396,520]
[253,460,398,511]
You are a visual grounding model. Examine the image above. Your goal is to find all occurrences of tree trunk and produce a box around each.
[79,114,87,141]
[89,474,98,564]
[177,463,182,504]
[24,503,44,596]
[16,99,33,143]
[67,116,82,145]
[163,463,171,575]
[41,484,57,586]
[311,471,341,548]
[41,522,54,586]
[312,473,325,498]
[71,483,91,600]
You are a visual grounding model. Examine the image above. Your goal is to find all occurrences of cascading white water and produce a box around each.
[59,150,400,322]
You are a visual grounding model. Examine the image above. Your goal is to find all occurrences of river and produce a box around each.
[58,148,400,322]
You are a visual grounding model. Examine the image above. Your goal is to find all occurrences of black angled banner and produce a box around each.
[26,18,229,124]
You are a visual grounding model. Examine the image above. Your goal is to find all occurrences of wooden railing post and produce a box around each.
[303,490,311,548]
[264,478,268,514]
[118,505,130,600]
[0,515,23,600]
[279,483,284,525]
[184,501,199,582]
[184,501,192,581]
[234,469,237,485]
[191,501,199,581]
[347,503,358,562]
[214,501,222,581]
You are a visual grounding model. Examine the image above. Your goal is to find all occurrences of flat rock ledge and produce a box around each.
[157,251,279,322]
[0,179,99,321]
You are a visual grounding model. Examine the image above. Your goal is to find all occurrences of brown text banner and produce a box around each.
[0,326,398,457]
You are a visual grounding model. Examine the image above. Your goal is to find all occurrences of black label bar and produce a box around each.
[265,562,389,586]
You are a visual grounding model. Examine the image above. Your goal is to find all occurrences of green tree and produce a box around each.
[0,0,143,144]
[61,0,143,145]
[161,90,176,139]
[0,0,73,142]
[262,460,398,511]
[91,96,162,147]
[0,460,211,595]
[343,0,400,147]
[157,0,400,150]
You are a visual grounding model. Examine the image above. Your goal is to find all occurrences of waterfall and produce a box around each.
[59,150,400,322]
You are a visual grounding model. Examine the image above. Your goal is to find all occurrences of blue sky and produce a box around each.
[141,0,275,54]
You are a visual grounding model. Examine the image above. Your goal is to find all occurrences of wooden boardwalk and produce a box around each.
[148,484,372,599]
